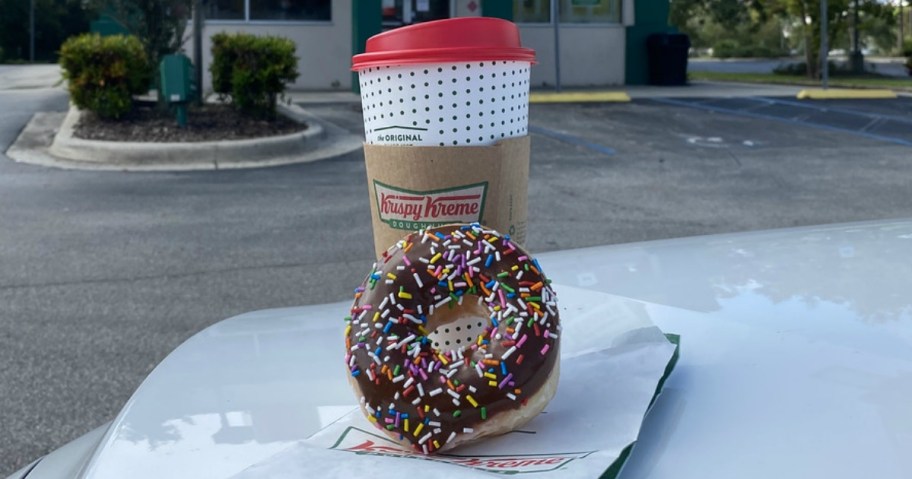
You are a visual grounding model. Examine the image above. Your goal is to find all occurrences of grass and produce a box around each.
[689,71,912,91]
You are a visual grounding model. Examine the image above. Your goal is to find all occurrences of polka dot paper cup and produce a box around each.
[358,61,530,146]
[353,18,535,146]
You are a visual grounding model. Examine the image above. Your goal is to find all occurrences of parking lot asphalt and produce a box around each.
[2,90,912,475]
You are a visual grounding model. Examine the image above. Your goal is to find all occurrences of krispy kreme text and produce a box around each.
[374,181,487,229]
[344,439,583,473]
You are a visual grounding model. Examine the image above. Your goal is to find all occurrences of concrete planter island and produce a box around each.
[9,103,362,171]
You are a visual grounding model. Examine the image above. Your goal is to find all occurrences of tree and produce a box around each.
[671,0,762,32]
[671,0,788,57]
[673,0,898,78]
[0,0,98,62]
[772,0,847,79]
[859,1,898,54]
[90,0,192,80]
[766,0,896,78]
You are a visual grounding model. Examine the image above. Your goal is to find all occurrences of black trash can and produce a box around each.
[646,33,690,86]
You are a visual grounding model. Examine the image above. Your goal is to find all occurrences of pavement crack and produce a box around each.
[727,150,743,168]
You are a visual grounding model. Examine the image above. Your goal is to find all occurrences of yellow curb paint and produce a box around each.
[529,91,631,103]
[796,89,897,100]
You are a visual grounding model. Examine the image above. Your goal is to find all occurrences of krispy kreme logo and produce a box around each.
[374,181,487,231]
[328,427,595,474]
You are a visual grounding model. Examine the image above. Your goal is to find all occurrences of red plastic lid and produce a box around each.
[352,17,535,71]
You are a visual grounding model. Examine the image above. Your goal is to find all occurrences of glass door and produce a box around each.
[382,0,450,30]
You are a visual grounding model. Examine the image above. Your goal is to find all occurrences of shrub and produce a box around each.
[711,39,740,59]
[59,33,150,119]
[210,32,299,119]
[773,62,809,76]
[773,61,860,77]
[747,45,785,59]
[712,40,786,59]
[209,33,235,96]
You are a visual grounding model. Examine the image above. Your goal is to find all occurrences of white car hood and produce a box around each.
[68,219,912,478]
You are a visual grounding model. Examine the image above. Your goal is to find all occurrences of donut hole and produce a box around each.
[427,299,490,353]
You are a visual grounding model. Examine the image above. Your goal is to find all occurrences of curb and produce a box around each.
[530,91,631,103]
[48,104,322,166]
[6,103,363,171]
[796,88,898,100]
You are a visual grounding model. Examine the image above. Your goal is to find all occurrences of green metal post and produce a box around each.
[352,0,382,94]
[625,0,671,85]
[176,104,187,127]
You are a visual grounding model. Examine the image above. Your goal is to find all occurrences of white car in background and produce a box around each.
[8,219,912,478]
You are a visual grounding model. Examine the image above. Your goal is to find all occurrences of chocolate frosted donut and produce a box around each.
[344,223,560,454]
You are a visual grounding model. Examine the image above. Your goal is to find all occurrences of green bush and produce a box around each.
[209,33,235,96]
[773,61,859,77]
[712,39,785,59]
[748,45,785,58]
[773,62,809,76]
[59,33,150,119]
[210,32,299,119]
[711,39,740,58]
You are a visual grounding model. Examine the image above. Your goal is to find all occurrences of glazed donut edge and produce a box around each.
[348,358,559,453]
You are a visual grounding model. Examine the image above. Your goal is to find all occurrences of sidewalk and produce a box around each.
[287,81,809,105]
[627,81,806,98]
[0,64,63,90]
[690,56,910,78]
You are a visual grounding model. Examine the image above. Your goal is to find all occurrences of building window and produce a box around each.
[207,0,331,22]
[208,0,245,20]
[513,0,620,24]
[251,0,331,21]
[514,0,550,23]
[559,0,620,23]
[382,0,451,29]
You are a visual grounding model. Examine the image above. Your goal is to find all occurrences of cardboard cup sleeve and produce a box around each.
[364,136,529,258]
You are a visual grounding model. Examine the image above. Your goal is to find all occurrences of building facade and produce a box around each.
[191,0,669,91]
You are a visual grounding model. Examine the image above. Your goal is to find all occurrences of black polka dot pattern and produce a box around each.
[358,61,531,145]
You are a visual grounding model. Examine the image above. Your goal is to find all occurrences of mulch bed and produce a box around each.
[73,102,308,142]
